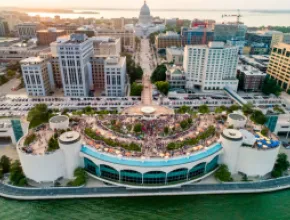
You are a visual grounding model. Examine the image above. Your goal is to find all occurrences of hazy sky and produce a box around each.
[0,0,289,10]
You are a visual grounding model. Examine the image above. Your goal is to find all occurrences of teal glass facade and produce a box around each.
[265,115,278,132]
[83,155,220,187]
[11,120,24,142]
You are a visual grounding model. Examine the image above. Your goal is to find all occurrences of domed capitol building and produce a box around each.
[130,1,165,37]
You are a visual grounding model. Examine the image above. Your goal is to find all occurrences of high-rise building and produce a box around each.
[214,24,247,42]
[104,56,127,97]
[155,32,181,51]
[267,43,290,90]
[21,57,53,96]
[91,37,121,56]
[181,27,214,46]
[90,56,106,90]
[96,28,135,52]
[0,17,9,37]
[183,42,239,92]
[56,34,94,97]
[36,28,66,46]
[16,22,41,40]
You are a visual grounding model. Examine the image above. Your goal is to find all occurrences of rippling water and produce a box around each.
[1,190,290,220]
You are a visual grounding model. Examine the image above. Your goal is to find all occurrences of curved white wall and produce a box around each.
[18,149,65,183]
[227,114,247,129]
[237,146,280,176]
[49,116,69,131]
[59,140,82,179]
[220,134,243,174]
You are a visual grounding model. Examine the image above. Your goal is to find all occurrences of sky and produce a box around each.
[0,0,290,10]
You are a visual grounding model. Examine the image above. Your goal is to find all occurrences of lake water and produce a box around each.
[1,190,290,219]
[28,9,290,27]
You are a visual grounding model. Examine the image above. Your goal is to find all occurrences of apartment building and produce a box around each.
[96,28,135,52]
[237,65,266,92]
[104,56,127,97]
[183,42,239,92]
[56,34,94,97]
[155,32,181,51]
[267,43,290,90]
[271,33,290,48]
[181,27,214,46]
[20,57,53,96]
[37,28,66,46]
[91,37,121,56]
[16,23,41,39]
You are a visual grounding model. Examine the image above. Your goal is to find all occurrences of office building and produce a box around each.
[183,42,239,92]
[155,32,181,51]
[96,28,135,52]
[104,56,127,97]
[237,65,266,92]
[267,43,290,90]
[91,37,121,56]
[191,19,215,29]
[165,18,177,27]
[16,22,41,40]
[181,27,214,46]
[36,28,66,45]
[166,47,183,65]
[0,17,9,37]
[20,57,53,96]
[56,34,94,97]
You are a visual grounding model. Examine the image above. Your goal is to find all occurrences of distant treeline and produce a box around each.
[248,26,290,33]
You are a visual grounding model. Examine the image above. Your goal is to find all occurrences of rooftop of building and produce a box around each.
[166,47,184,55]
[104,56,126,66]
[20,57,44,65]
[237,64,266,76]
[185,42,234,49]
[247,30,282,36]
[37,28,65,33]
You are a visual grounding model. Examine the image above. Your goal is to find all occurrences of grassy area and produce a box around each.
[28,116,48,129]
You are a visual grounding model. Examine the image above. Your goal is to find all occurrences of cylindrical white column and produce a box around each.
[220,129,243,174]
[59,131,82,179]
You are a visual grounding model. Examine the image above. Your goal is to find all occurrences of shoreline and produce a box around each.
[1,176,290,200]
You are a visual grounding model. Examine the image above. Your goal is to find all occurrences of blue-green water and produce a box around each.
[1,190,290,220]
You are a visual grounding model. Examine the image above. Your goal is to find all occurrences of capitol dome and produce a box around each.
[139,1,152,25]
[140,1,151,16]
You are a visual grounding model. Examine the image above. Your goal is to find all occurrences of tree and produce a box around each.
[164,127,169,135]
[250,110,267,125]
[134,123,142,133]
[7,69,16,78]
[0,155,11,174]
[155,81,169,95]
[27,103,48,122]
[10,160,26,186]
[121,53,143,83]
[130,83,143,96]
[262,75,282,96]
[177,106,191,114]
[242,174,248,182]
[242,103,254,116]
[214,164,232,182]
[227,104,240,113]
[261,127,269,136]
[198,105,210,114]
[180,120,189,130]
[271,153,290,178]
[151,64,167,83]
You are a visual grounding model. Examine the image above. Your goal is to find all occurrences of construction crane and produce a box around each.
[222,10,242,24]
[202,20,209,45]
